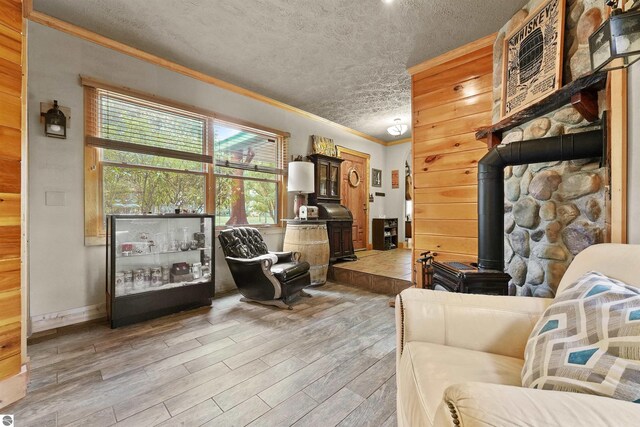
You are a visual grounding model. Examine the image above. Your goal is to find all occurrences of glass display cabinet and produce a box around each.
[106,214,215,328]
[308,153,344,205]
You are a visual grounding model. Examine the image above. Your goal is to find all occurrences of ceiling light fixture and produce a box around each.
[387,118,408,137]
[381,0,394,4]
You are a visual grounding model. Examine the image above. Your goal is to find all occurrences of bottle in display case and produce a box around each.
[106,214,215,328]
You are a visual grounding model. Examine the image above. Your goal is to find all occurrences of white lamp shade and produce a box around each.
[288,161,314,193]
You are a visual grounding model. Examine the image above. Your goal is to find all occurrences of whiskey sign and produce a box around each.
[501,0,565,118]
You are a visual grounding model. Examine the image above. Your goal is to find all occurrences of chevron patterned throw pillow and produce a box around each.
[522,271,640,402]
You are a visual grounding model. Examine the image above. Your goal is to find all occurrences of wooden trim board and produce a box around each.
[25,9,393,146]
[0,362,27,408]
[386,137,412,146]
[30,303,107,333]
[408,33,496,76]
[608,69,628,243]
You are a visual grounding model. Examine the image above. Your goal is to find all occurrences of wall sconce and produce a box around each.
[589,1,640,72]
[42,100,67,139]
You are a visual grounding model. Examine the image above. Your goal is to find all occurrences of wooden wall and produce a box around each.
[0,0,26,408]
[410,35,494,265]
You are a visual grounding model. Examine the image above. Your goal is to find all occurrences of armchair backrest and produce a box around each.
[218,227,269,259]
[557,243,640,293]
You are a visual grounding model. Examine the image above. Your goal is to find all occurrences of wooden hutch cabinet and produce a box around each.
[308,154,356,262]
[308,154,344,205]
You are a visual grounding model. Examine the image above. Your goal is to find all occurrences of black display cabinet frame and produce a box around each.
[106,214,215,328]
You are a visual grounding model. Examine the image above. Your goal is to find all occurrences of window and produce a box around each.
[83,78,288,241]
[214,121,286,228]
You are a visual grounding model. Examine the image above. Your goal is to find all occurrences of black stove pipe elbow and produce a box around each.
[477,129,605,271]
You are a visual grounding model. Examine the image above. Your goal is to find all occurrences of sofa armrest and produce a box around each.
[395,288,551,362]
[434,382,640,427]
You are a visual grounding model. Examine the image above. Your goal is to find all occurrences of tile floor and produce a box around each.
[331,249,413,295]
[8,283,397,427]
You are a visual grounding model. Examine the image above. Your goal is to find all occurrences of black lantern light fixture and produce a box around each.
[43,100,67,139]
[589,0,640,72]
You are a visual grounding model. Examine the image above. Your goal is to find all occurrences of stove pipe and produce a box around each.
[477,128,605,271]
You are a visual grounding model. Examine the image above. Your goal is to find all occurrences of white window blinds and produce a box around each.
[85,88,212,164]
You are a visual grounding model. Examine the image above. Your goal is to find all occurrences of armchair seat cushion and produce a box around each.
[398,342,523,427]
[271,261,310,282]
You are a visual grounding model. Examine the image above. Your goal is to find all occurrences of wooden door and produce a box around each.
[409,34,494,265]
[338,148,368,251]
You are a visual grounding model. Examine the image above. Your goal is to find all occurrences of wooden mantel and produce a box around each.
[476,72,608,147]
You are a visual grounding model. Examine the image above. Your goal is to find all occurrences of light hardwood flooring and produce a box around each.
[8,283,398,427]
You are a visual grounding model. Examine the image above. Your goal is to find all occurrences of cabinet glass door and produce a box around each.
[112,216,213,297]
[330,165,339,196]
[319,163,328,196]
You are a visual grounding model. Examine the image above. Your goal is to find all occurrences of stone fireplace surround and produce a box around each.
[492,0,609,297]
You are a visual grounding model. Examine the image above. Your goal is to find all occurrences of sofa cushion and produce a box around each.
[522,271,640,403]
[397,342,524,426]
[271,261,310,282]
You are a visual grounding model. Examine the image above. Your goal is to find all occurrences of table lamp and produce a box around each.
[288,161,314,219]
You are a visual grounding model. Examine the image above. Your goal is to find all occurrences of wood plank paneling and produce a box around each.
[413,74,492,112]
[0,353,20,382]
[0,289,20,327]
[409,43,493,81]
[415,148,486,173]
[0,193,20,226]
[413,220,478,238]
[0,91,20,130]
[413,56,493,96]
[0,23,20,66]
[0,125,21,161]
[0,0,23,395]
[0,0,22,33]
[0,159,20,193]
[414,235,477,255]
[414,111,491,138]
[414,203,477,220]
[414,92,492,127]
[413,250,477,264]
[414,185,477,204]
[0,58,21,98]
[0,226,20,260]
[0,322,20,359]
[411,35,493,263]
[413,168,477,189]
[0,259,20,292]
[414,132,486,156]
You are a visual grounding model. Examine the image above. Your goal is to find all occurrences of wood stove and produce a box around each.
[431,261,510,295]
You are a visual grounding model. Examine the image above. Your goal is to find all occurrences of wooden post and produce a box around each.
[608,69,628,243]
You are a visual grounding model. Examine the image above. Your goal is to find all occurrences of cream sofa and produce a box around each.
[395,244,640,426]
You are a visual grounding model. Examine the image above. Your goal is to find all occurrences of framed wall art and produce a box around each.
[372,168,382,187]
[501,0,565,118]
[311,135,337,157]
[391,170,399,189]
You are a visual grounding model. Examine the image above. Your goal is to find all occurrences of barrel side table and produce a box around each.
[283,220,330,286]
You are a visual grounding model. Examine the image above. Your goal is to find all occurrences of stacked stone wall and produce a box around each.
[493,0,609,296]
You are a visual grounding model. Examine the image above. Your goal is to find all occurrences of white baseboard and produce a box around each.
[30,303,107,333]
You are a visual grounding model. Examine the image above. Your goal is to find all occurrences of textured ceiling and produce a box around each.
[33,0,528,142]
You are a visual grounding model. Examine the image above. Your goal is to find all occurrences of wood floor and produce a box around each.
[7,283,398,427]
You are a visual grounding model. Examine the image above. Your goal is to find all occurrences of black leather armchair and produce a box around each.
[218,227,311,309]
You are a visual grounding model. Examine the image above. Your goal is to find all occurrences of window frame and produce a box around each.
[212,119,287,230]
[82,77,289,245]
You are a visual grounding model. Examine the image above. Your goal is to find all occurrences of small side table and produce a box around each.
[283,220,330,286]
